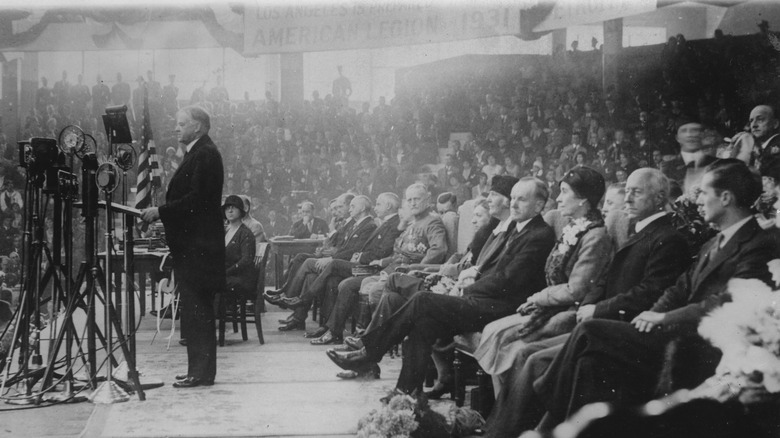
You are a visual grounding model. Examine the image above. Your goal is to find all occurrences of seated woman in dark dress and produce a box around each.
[223,195,257,300]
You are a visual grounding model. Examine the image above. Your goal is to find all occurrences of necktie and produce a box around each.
[700,234,723,270]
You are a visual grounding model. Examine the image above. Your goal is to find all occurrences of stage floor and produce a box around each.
[2,304,464,438]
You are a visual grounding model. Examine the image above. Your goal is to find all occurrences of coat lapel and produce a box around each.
[342,218,368,246]
[615,215,664,253]
[475,222,514,268]
[691,219,756,296]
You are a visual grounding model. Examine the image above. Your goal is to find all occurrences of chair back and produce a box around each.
[457,200,476,254]
[255,242,271,295]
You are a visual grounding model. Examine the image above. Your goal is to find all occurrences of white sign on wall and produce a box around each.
[243,1,526,55]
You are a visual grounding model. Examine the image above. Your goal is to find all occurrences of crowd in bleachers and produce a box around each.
[1,25,780,434]
[0,30,775,264]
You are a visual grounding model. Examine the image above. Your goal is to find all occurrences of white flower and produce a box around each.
[558,217,591,254]
[699,276,780,395]
[744,346,780,393]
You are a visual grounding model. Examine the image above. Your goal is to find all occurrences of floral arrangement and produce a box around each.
[557,217,592,255]
[356,391,481,438]
[357,393,419,438]
[696,260,780,402]
[670,192,717,256]
[427,275,460,297]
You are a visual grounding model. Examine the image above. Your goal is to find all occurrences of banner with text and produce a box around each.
[243,2,528,55]
[532,0,657,33]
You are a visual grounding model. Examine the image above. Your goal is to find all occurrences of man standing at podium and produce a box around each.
[140,105,224,388]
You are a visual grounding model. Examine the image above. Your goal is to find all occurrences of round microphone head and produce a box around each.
[58,125,85,155]
[96,162,121,193]
[114,144,136,171]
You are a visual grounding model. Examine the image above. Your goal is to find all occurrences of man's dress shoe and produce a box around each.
[310,330,342,345]
[326,347,371,370]
[281,296,306,308]
[178,339,187,346]
[278,314,295,324]
[278,319,305,331]
[175,374,188,380]
[172,377,214,388]
[331,343,355,352]
[263,291,284,305]
[266,288,284,296]
[303,326,328,339]
[344,336,364,351]
[336,363,380,380]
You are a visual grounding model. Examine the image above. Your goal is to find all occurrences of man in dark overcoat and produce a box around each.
[141,105,224,388]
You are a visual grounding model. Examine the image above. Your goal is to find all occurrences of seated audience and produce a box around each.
[276,196,377,327]
[481,168,690,437]
[475,167,613,395]
[325,177,555,396]
[304,193,404,344]
[535,160,780,432]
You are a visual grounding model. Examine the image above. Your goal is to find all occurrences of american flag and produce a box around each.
[135,82,162,214]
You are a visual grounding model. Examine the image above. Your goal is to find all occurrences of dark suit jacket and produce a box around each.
[332,217,377,261]
[159,135,225,293]
[356,214,402,264]
[225,223,256,293]
[652,218,780,333]
[464,215,556,312]
[289,217,329,239]
[586,214,690,320]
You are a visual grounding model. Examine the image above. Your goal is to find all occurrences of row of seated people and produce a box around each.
[266,159,779,437]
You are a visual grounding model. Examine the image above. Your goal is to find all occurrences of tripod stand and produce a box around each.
[2,168,49,404]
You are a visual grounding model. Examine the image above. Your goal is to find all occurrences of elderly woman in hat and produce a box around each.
[473,166,614,396]
[223,195,257,300]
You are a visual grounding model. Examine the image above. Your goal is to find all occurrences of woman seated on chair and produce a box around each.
[473,166,614,395]
[223,195,257,301]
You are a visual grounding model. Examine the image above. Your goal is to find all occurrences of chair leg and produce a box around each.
[476,367,494,417]
[453,350,465,407]
[240,300,248,341]
[254,295,265,345]
[232,299,239,333]
[218,294,226,347]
